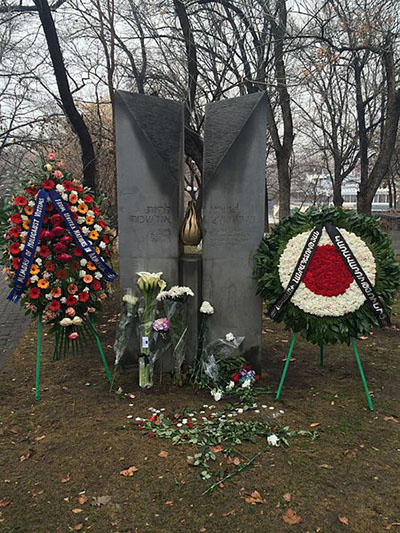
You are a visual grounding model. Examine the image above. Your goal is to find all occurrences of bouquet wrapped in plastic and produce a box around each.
[114,289,139,368]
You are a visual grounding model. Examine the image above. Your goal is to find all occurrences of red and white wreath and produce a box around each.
[278,228,376,317]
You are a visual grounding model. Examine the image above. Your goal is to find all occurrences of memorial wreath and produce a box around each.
[254,207,399,346]
[1,153,117,363]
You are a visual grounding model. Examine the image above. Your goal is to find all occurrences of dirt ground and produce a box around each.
[0,288,399,533]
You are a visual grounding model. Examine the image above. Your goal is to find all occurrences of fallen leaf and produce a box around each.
[61,474,71,483]
[282,508,302,525]
[245,490,265,505]
[359,335,368,340]
[319,464,334,469]
[200,528,206,532]
[385,522,400,530]
[0,499,12,508]
[283,492,292,502]
[210,445,223,453]
[310,422,320,428]
[227,456,241,466]
[19,450,33,462]
[384,416,399,424]
[339,516,349,525]
[74,524,83,531]
[91,495,111,507]
[120,465,139,477]
[34,435,46,442]
[186,456,195,465]
[158,451,169,458]
[165,500,174,506]
[222,509,236,517]
[78,495,88,505]
[72,509,83,514]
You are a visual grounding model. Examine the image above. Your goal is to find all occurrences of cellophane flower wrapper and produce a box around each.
[163,299,188,382]
[138,314,156,389]
[202,336,245,386]
[113,290,139,367]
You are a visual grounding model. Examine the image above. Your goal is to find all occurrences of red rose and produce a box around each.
[39,245,51,258]
[52,226,65,237]
[25,186,38,196]
[74,185,83,193]
[49,300,60,311]
[232,373,240,383]
[53,242,67,254]
[93,207,100,216]
[66,295,77,306]
[30,287,40,299]
[99,220,107,229]
[62,180,74,192]
[73,247,83,257]
[12,258,20,270]
[83,195,93,203]
[40,230,53,241]
[92,280,101,291]
[57,253,72,263]
[56,270,68,280]
[14,196,27,206]
[60,236,73,245]
[10,213,22,224]
[79,291,89,302]
[9,242,21,255]
[9,227,21,238]
[45,261,55,272]
[41,179,55,190]
[50,214,63,226]
[103,235,109,244]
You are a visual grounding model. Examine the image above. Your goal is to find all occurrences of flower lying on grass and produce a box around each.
[129,404,318,491]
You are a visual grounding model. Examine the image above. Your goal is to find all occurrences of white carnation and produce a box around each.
[79,270,86,278]
[200,301,214,314]
[45,294,53,300]
[56,184,65,193]
[77,216,86,224]
[80,259,88,266]
[94,224,102,232]
[35,258,42,265]
[225,332,235,342]
[94,272,103,279]
[82,227,89,235]
[31,275,39,283]
[60,297,67,304]
[267,434,279,447]
[99,241,106,249]
[61,193,68,201]
[210,388,223,402]
[123,294,138,305]
[60,318,72,326]
[72,316,83,325]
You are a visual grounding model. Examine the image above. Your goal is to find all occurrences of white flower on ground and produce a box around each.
[210,388,223,402]
[241,379,251,389]
[225,332,235,342]
[123,294,138,305]
[226,380,235,391]
[200,300,214,314]
[267,434,279,447]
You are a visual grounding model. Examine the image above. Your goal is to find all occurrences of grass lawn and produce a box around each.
[0,288,399,533]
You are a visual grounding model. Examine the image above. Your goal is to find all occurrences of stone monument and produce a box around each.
[202,92,267,366]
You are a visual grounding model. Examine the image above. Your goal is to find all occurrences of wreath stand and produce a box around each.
[34,313,112,402]
[275,332,374,411]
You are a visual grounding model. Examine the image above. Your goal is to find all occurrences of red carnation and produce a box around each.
[83,195,94,204]
[14,196,27,206]
[12,258,20,270]
[57,253,72,263]
[79,291,90,302]
[232,373,240,383]
[52,226,65,237]
[25,186,38,196]
[53,242,67,254]
[99,220,107,229]
[50,214,63,226]
[66,295,77,306]
[60,236,73,245]
[39,245,51,258]
[9,242,21,255]
[29,287,40,299]
[93,207,100,216]
[41,179,55,190]
[103,236,109,244]
[10,213,22,224]
[71,211,78,221]
[62,180,74,192]
[9,227,21,238]
[49,300,60,312]
[73,247,83,257]
[92,280,101,291]
[44,261,55,272]
[40,230,53,241]
[56,270,68,280]
[74,185,83,193]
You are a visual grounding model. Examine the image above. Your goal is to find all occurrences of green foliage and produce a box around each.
[254,206,400,345]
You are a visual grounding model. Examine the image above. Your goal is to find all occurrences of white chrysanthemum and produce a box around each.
[278,228,376,317]
[200,300,214,314]
[45,294,52,300]
[123,294,138,305]
[267,434,279,447]
[210,388,223,401]
[225,332,235,342]
[156,285,194,301]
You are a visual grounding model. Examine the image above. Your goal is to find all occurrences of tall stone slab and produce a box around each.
[202,93,266,366]
[114,91,184,289]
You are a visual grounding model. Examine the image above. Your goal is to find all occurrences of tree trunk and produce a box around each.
[33,0,96,190]
[332,178,344,207]
[277,154,291,219]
